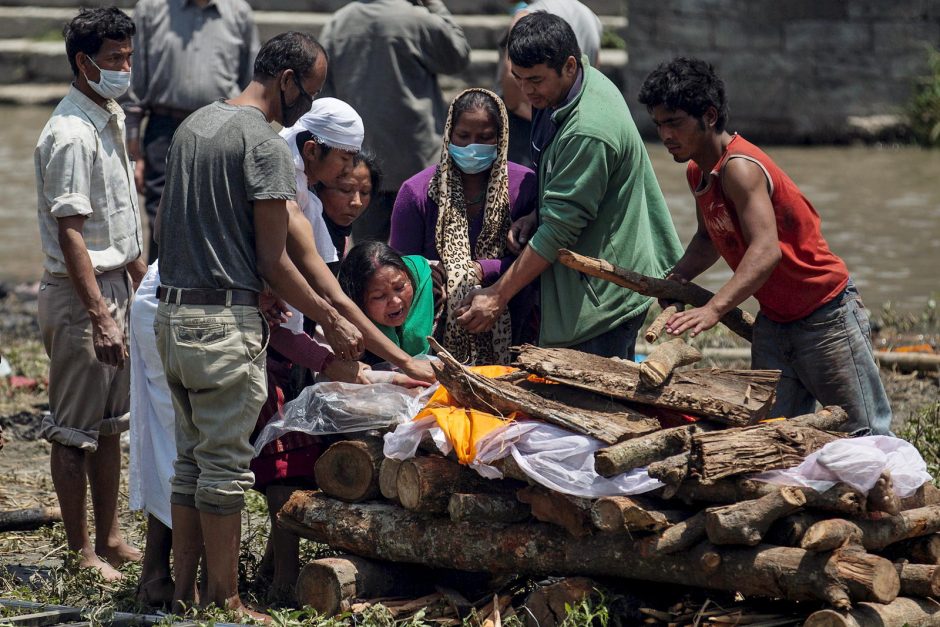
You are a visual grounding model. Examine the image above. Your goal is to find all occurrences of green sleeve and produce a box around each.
[528,135,615,263]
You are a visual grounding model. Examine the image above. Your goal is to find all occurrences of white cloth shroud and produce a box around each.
[128,262,175,527]
[754,435,931,497]
[383,417,665,498]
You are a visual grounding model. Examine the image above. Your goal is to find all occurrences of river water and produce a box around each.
[2,104,938,313]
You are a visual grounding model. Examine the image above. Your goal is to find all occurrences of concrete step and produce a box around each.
[0,0,625,16]
[0,47,628,102]
[0,7,626,52]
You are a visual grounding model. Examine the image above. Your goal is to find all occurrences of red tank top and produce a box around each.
[687,135,848,323]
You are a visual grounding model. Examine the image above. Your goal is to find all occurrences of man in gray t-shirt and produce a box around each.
[159,102,295,293]
[154,32,364,619]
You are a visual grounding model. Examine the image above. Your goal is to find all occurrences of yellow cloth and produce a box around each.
[415,365,519,464]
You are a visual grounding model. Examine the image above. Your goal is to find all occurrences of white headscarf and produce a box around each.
[276,98,364,335]
[280,97,365,171]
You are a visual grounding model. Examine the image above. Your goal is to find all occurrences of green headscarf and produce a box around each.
[375,255,434,357]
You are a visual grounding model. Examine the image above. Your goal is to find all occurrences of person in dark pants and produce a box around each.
[638,57,892,434]
[123,0,258,262]
[318,0,470,243]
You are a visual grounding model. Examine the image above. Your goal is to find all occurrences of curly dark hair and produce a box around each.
[253,31,326,81]
[63,7,135,77]
[337,241,415,312]
[507,12,581,74]
[638,57,729,132]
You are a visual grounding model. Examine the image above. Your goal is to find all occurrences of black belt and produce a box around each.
[157,286,258,307]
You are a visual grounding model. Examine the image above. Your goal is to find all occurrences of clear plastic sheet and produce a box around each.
[754,435,931,497]
[383,417,664,498]
[252,381,439,455]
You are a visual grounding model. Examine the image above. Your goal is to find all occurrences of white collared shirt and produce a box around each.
[35,85,143,276]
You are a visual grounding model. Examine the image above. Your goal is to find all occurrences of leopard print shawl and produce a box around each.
[429,88,512,365]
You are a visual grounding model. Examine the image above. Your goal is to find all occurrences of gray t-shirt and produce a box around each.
[158,101,296,292]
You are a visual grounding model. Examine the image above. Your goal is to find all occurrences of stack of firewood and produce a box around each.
[277,339,940,626]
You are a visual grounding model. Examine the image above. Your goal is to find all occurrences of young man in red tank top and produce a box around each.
[637,56,891,435]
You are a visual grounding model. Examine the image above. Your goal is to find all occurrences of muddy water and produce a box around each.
[1,104,938,313]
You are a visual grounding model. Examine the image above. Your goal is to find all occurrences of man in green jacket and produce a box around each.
[457,12,682,358]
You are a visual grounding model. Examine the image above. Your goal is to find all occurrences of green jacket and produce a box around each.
[528,62,683,347]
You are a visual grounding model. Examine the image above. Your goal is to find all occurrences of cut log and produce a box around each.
[517,485,593,537]
[429,339,660,444]
[313,438,384,502]
[0,507,62,532]
[279,492,899,608]
[895,563,940,598]
[492,455,531,483]
[802,519,864,552]
[674,478,866,516]
[295,555,429,616]
[378,458,402,502]
[804,506,940,551]
[804,597,940,627]
[635,342,940,374]
[556,249,756,341]
[639,339,702,387]
[901,483,940,511]
[647,453,690,488]
[691,422,843,484]
[880,535,940,565]
[396,455,501,514]
[591,496,687,533]
[867,472,901,516]
[765,512,831,547]
[705,487,807,546]
[594,422,719,477]
[644,305,679,344]
[448,493,530,524]
[515,344,779,426]
[522,578,596,627]
[637,510,707,555]
[782,406,848,431]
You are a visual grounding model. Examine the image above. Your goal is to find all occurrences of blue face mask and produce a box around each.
[85,56,131,100]
[448,143,498,174]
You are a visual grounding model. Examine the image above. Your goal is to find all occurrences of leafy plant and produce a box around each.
[899,401,940,481]
[909,46,940,146]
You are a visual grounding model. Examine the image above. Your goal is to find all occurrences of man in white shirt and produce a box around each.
[34,7,146,581]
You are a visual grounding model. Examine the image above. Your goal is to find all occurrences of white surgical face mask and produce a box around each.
[84,56,131,100]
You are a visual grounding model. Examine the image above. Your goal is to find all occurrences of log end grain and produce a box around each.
[378,458,402,502]
[313,440,383,502]
[828,546,900,605]
[296,558,358,616]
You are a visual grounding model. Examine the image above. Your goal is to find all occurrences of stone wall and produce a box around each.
[624,0,940,142]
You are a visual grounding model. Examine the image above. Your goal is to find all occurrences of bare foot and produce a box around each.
[99,541,143,566]
[225,597,272,625]
[76,549,124,582]
[136,575,175,608]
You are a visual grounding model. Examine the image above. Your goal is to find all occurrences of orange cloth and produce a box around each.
[414,365,519,464]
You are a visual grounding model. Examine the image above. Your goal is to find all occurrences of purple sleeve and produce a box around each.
[389,181,428,256]
[269,325,333,372]
[479,165,539,285]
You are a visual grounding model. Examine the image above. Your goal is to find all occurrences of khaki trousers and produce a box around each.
[37,268,131,451]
